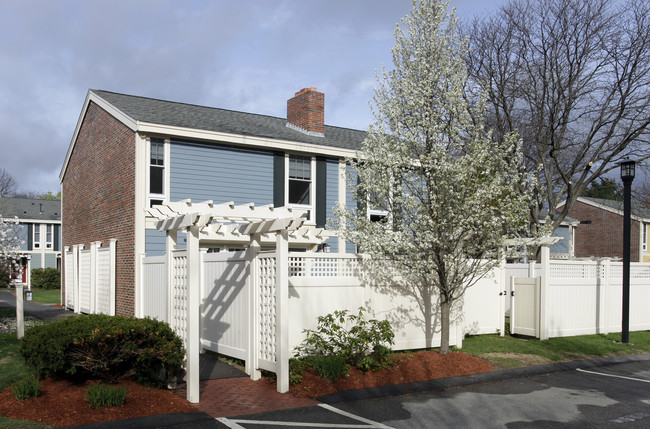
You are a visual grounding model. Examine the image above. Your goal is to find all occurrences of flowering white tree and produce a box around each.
[0,214,23,285]
[335,0,535,353]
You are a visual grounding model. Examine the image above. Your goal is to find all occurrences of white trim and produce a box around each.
[285,154,315,223]
[146,137,169,207]
[134,132,147,317]
[137,122,357,158]
[15,219,61,225]
[338,159,347,251]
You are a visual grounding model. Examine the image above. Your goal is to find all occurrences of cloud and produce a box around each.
[0,0,496,193]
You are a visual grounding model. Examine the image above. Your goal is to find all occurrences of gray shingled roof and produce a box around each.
[92,90,367,151]
[0,198,61,221]
[581,196,650,219]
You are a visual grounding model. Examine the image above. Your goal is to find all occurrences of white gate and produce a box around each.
[201,251,248,360]
[511,277,540,337]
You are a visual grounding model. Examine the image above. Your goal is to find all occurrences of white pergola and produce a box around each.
[145,200,329,402]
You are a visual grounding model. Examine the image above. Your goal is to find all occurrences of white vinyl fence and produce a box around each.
[508,249,650,339]
[63,240,116,315]
[140,250,502,374]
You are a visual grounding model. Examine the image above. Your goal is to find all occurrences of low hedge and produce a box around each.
[20,314,184,386]
[30,268,60,289]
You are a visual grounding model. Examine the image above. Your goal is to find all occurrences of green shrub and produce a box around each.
[30,268,60,289]
[294,307,395,371]
[310,355,350,381]
[11,375,41,400]
[85,383,127,409]
[20,314,184,386]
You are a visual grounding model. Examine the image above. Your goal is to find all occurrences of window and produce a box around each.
[45,225,53,249]
[287,155,313,220]
[641,223,648,250]
[149,138,166,207]
[33,224,40,249]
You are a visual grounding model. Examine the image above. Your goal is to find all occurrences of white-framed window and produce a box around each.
[641,223,648,250]
[33,224,41,249]
[286,154,314,221]
[149,137,166,208]
[45,224,53,249]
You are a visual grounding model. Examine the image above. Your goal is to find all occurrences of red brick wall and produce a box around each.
[567,200,640,261]
[61,101,137,315]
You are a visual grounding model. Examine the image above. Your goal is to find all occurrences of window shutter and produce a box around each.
[27,224,33,251]
[273,152,285,207]
[315,157,327,228]
[54,225,60,251]
[356,174,367,218]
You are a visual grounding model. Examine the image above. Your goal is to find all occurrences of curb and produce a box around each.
[316,353,650,403]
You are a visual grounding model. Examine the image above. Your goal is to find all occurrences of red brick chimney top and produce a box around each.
[287,87,325,137]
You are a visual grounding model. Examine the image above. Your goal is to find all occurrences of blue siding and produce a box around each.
[146,229,166,256]
[324,158,340,253]
[17,224,28,251]
[550,225,571,254]
[325,158,339,228]
[44,253,57,269]
[31,253,41,271]
[345,164,358,254]
[170,140,274,204]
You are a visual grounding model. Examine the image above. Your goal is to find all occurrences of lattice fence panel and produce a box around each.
[288,255,361,277]
[258,255,276,363]
[550,262,598,279]
[171,252,188,345]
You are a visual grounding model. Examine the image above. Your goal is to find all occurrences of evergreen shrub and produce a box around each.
[20,314,184,386]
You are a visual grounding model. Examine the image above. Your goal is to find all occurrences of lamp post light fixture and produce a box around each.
[620,158,635,344]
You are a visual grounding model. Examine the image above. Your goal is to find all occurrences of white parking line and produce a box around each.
[576,368,650,383]
[215,403,394,428]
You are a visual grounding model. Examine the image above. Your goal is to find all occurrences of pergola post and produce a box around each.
[186,225,201,403]
[276,229,289,393]
[246,233,261,379]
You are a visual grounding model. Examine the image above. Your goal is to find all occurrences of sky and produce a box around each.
[0,0,506,195]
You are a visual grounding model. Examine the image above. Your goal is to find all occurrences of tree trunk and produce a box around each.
[424,287,433,348]
[439,297,450,354]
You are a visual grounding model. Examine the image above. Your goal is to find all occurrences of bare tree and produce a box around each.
[0,169,17,198]
[466,0,650,232]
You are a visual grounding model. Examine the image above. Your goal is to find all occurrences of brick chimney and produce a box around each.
[286,87,324,136]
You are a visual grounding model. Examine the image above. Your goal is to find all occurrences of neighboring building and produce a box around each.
[0,197,62,285]
[60,88,365,316]
[564,196,650,262]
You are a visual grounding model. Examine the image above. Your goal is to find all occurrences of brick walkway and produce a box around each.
[176,377,319,418]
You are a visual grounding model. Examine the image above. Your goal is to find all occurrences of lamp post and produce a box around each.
[620,159,635,344]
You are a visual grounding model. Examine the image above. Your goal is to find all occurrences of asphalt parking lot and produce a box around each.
[219,358,650,429]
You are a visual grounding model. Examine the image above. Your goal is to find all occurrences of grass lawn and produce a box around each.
[456,330,650,369]
[29,289,60,305]
[3,288,61,305]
